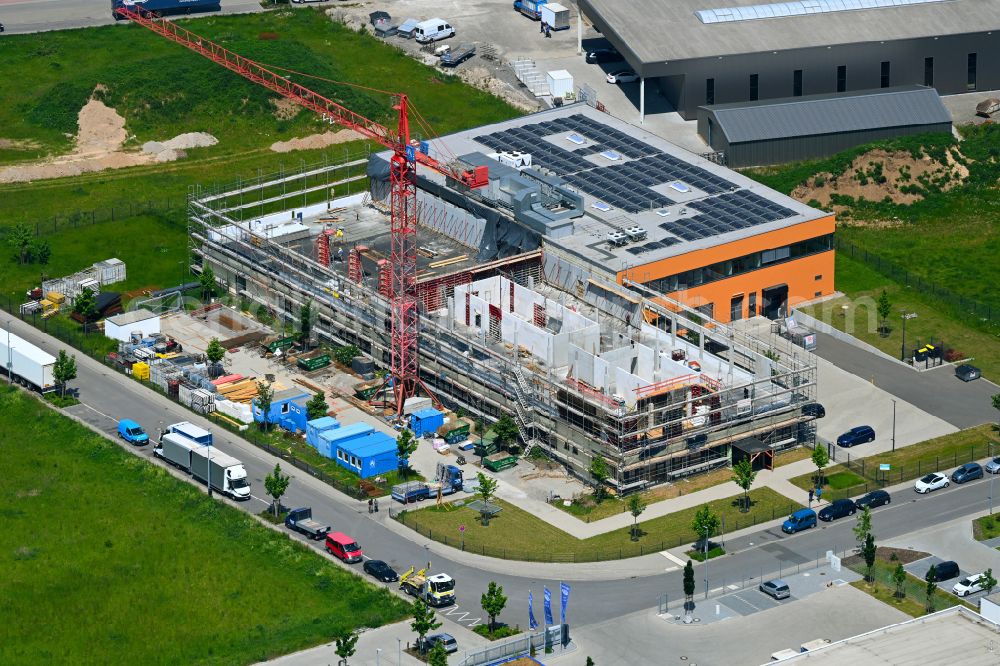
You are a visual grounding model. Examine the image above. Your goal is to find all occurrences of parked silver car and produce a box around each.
[985,457,1000,474]
[760,579,790,600]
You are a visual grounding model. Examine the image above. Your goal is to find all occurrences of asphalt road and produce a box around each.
[8,316,997,634]
[813,331,999,430]
[0,0,265,34]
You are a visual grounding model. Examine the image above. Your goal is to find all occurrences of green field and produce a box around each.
[0,386,409,664]
[397,488,801,562]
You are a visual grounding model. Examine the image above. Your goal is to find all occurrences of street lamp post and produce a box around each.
[900,312,917,362]
[891,399,897,452]
[6,320,12,383]
[991,441,995,516]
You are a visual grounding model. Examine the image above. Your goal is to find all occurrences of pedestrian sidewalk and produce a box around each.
[884,513,1000,575]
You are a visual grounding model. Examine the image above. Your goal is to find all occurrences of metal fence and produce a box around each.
[456,626,567,666]
[0,198,186,239]
[392,501,802,563]
[835,236,1000,331]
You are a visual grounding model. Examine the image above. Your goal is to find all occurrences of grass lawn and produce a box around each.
[397,488,801,562]
[846,556,974,618]
[790,469,866,494]
[798,254,1000,382]
[687,546,726,562]
[790,425,998,500]
[0,386,409,665]
[774,446,813,467]
[972,515,1000,542]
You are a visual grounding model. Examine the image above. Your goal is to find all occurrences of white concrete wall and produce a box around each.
[105,314,161,343]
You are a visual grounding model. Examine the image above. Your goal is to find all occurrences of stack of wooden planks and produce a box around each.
[214,377,259,403]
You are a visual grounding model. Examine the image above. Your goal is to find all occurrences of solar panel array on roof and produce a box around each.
[658,190,797,241]
[562,171,674,213]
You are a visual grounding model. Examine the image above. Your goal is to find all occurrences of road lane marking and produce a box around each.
[78,402,117,425]
[249,494,271,506]
[664,566,679,573]
[660,551,687,567]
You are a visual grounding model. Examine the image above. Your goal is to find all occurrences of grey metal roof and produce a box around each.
[579,0,999,65]
[107,308,158,326]
[701,86,952,143]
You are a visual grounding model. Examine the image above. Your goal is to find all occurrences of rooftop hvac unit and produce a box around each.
[490,151,532,169]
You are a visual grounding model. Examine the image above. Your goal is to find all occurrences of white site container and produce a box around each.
[546,70,573,99]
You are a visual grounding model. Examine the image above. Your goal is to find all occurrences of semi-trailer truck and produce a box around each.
[0,326,56,393]
[189,446,251,500]
[112,0,221,20]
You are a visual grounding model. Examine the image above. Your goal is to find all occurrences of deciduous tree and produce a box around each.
[411,598,442,654]
[333,630,358,665]
[590,456,609,502]
[481,581,507,633]
[731,457,756,512]
[853,505,872,554]
[982,568,998,597]
[476,472,499,526]
[492,413,520,449]
[205,337,226,365]
[306,391,328,421]
[199,265,216,301]
[811,444,830,488]
[427,642,448,666]
[396,429,418,478]
[255,380,274,431]
[892,562,906,599]
[7,223,31,265]
[925,564,938,613]
[862,533,877,583]
[264,463,291,517]
[298,299,312,347]
[692,505,720,554]
[876,290,892,337]
[72,287,97,322]
[627,493,647,541]
[53,350,77,398]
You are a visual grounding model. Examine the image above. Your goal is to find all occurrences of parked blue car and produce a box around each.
[117,419,149,445]
[837,425,875,448]
[782,508,817,534]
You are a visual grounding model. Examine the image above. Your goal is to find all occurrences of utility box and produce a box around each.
[546,70,573,99]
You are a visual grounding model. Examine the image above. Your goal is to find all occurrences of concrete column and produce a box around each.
[577,6,583,55]
[640,77,645,124]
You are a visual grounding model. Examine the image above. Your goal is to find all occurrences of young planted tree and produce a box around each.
[298,299,313,347]
[7,223,32,265]
[72,287,98,322]
[492,413,520,449]
[862,533,877,584]
[876,289,892,337]
[30,238,51,265]
[475,472,499,526]
[53,350,77,398]
[306,391,328,421]
[333,630,358,665]
[731,457,756,513]
[982,568,998,597]
[692,505,720,555]
[811,444,830,488]
[411,598,442,654]
[892,562,907,599]
[264,463,291,517]
[199,265,216,301]
[585,658,596,666]
[333,344,359,367]
[925,564,938,613]
[853,505,872,554]
[205,337,226,366]
[396,429,418,478]
[683,560,696,613]
[590,456,610,503]
[627,493,647,541]
[427,643,449,666]
[255,380,274,431]
[481,581,508,634]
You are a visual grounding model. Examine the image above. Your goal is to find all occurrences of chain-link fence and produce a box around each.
[0,198,186,239]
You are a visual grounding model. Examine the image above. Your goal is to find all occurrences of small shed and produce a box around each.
[732,437,773,472]
[546,70,574,99]
[306,416,340,451]
[697,85,953,167]
[104,309,161,343]
[410,408,444,437]
[331,428,398,479]
[253,388,310,433]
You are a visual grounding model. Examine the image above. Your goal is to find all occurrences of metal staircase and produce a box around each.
[510,364,543,451]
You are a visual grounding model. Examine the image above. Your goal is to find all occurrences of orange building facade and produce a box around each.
[619,214,835,323]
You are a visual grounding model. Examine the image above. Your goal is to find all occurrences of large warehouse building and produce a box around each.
[190,104,822,490]
[579,0,1000,120]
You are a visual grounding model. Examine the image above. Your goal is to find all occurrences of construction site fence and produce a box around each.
[456,626,569,666]
[812,441,1000,503]
[392,501,802,563]
[835,236,1000,331]
[1,198,187,239]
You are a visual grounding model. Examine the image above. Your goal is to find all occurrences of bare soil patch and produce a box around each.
[269,129,364,153]
[271,97,301,121]
[791,148,970,212]
[843,546,931,567]
[0,138,42,150]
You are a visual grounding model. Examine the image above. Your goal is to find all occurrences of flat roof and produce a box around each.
[107,309,159,326]
[775,606,1000,665]
[433,104,825,274]
[580,0,1000,64]
[701,85,953,143]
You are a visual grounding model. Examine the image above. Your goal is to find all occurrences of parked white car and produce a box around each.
[953,573,986,597]
[914,472,949,494]
[606,70,639,84]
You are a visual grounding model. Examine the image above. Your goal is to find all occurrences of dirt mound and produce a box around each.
[272,97,301,120]
[0,96,218,184]
[791,147,970,212]
[269,129,364,153]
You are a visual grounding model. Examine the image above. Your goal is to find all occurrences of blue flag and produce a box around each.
[543,586,554,626]
[560,582,571,624]
[528,590,538,630]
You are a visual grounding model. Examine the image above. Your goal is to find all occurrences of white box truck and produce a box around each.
[540,3,570,30]
[190,446,251,500]
[154,432,200,469]
[0,326,56,393]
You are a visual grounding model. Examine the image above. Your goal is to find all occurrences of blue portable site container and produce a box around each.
[253,388,310,434]
[410,408,444,437]
[334,430,398,479]
[306,416,340,450]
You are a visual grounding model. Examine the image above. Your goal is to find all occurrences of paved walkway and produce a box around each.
[884,513,1000,576]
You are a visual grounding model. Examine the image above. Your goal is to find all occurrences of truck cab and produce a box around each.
[325,532,363,563]
[118,419,149,445]
[400,566,456,606]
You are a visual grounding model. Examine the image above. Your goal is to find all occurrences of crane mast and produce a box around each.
[115,7,482,416]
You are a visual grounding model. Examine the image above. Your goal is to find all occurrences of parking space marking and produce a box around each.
[439,604,481,627]
[77,402,118,426]
[731,593,763,612]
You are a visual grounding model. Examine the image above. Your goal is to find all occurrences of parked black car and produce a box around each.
[818,498,857,522]
[855,490,891,509]
[585,48,622,64]
[801,402,826,418]
[930,560,960,582]
[952,462,984,484]
[837,425,875,448]
[362,559,399,582]
[955,364,981,382]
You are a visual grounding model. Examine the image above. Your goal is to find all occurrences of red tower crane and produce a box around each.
[115,7,488,417]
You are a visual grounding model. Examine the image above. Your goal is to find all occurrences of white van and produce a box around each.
[413,18,455,43]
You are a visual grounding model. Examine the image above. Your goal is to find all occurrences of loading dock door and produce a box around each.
[761,284,788,320]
